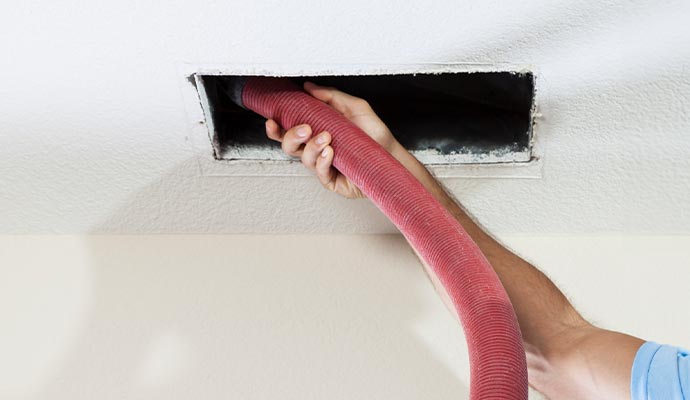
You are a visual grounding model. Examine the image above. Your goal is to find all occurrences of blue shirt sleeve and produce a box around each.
[631,341,690,399]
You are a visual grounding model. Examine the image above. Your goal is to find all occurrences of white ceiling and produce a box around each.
[1,0,689,234]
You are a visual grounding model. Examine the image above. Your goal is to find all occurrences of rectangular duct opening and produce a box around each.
[196,72,535,164]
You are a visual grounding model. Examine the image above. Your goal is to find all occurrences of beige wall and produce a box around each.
[2,235,688,399]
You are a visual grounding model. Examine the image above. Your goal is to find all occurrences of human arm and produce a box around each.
[266,82,645,399]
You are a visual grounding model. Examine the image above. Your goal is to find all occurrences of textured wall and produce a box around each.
[1,0,689,234]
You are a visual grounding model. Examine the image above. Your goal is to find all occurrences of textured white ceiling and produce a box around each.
[1,0,689,234]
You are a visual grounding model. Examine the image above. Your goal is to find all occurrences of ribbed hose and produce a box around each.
[240,77,528,399]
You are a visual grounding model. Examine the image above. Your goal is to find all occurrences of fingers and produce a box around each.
[282,127,361,199]
[265,119,283,142]
[301,131,331,170]
[266,120,314,159]
[280,124,312,157]
[315,146,337,192]
[303,81,373,118]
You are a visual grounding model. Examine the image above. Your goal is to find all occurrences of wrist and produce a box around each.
[388,141,419,171]
[378,134,400,154]
[387,141,436,187]
[385,138,404,155]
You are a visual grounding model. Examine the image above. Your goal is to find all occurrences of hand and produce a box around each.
[265,81,399,199]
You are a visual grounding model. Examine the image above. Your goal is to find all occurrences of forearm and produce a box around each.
[389,142,584,347]
[270,83,641,397]
[389,141,644,398]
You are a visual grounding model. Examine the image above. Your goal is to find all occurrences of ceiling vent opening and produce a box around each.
[196,72,535,165]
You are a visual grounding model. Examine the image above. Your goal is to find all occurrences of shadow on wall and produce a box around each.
[23,169,471,399]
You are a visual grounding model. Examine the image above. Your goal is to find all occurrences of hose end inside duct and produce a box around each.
[221,77,249,109]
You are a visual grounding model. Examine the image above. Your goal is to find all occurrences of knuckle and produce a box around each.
[301,154,314,169]
[314,164,324,177]
[303,140,317,158]
[353,98,370,109]
[281,138,297,155]
[317,168,330,184]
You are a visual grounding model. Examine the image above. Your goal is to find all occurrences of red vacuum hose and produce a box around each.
[237,77,528,399]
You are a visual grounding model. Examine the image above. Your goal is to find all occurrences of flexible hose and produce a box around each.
[236,77,528,399]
